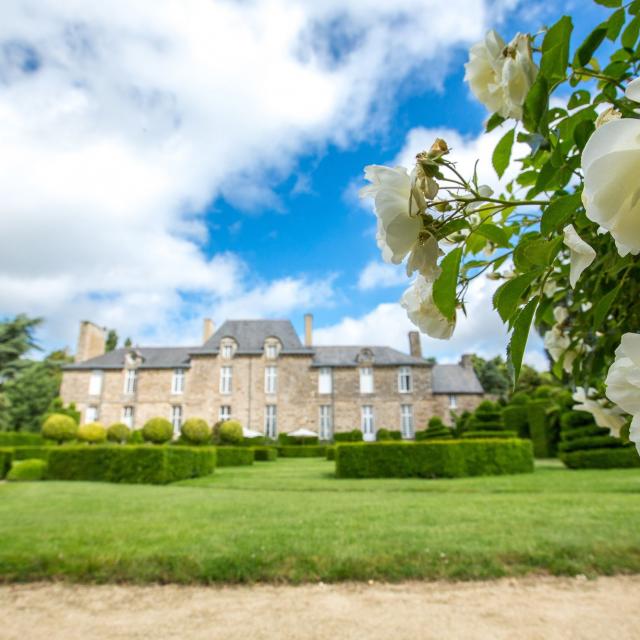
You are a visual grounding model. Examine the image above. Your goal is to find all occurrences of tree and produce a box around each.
[124,337,132,348]
[105,329,118,352]
[0,315,41,379]
[471,355,509,396]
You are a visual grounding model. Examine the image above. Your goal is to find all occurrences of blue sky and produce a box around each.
[0,0,610,364]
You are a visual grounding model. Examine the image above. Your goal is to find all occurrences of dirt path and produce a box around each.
[1,576,638,640]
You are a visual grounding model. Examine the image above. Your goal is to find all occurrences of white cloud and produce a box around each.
[0,0,511,349]
[357,261,407,291]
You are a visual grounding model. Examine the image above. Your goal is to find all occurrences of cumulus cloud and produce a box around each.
[357,261,406,291]
[0,0,510,349]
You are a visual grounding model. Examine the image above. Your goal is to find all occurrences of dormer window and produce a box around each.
[264,338,281,359]
[220,338,236,359]
[356,348,374,365]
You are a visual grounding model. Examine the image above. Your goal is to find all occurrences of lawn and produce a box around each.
[1,458,639,583]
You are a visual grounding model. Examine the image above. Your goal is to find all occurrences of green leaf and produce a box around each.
[492,128,515,179]
[432,248,462,320]
[574,25,607,67]
[475,223,511,248]
[592,286,619,329]
[485,113,506,132]
[574,119,595,151]
[540,193,582,235]
[523,76,549,133]
[594,0,621,6]
[540,16,573,85]
[607,8,626,40]
[567,90,591,109]
[514,237,562,270]
[438,219,469,238]
[493,271,540,324]
[507,298,539,385]
[622,15,640,49]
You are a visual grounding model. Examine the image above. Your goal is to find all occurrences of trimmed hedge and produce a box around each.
[42,414,78,444]
[376,429,402,441]
[279,433,320,445]
[0,432,43,447]
[502,405,530,438]
[218,420,244,445]
[562,447,640,469]
[326,446,335,461]
[47,446,216,484]
[278,445,327,458]
[181,418,211,445]
[77,422,107,444]
[335,440,534,479]
[253,446,278,462]
[558,435,623,453]
[461,430,518,439]
[0,448,13,479]
[216,446,254,467]
[528,399,556,457]
[107,423,131,444]
[418,417,453,440]
[7,459,47,481]
[142,418,173,444]
[334,430,363,442]
[12,446,51,461]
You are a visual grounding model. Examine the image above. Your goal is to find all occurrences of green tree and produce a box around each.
[105,329,118,352]
[124,337,132,348]
[471,355,510,396]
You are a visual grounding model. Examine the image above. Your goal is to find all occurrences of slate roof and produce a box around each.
[431,364,484,394]
[311,346,426,367]
[64,346,195,370]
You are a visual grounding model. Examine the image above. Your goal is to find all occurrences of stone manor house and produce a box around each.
[61,316,485,441]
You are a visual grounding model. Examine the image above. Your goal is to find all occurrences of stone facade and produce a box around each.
[61,318,485,438]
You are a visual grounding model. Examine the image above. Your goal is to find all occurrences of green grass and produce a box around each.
[1,458,639,584]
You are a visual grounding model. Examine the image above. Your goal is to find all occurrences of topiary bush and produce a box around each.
[181,418,212,445]
[7,458,47,481]
[77,422,107,444]
[142,417,174,444]
[376,429,402,441]
[502,404,530,438]
[419,416,452,440]
[463,401,511,439]
[42,413,78,444]
[217,420,243,446]
[333,429,363,442]
[527,399,558,457]
[107,423,131,444]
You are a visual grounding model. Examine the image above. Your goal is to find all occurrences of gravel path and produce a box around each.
[1,576,638,640]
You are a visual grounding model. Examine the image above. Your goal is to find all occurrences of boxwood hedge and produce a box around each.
[47,445,216,484]
[252,446,277,461]
[277,445,327,458]
[0,447,13,478]
[7,459,47,481]
[0,432,43,447]
[335,440,534,479]
[562,447,640,469]
[12,446,51,461]
[326,446,335,461]
[216,446,254,466]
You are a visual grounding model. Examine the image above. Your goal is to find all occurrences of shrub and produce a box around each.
[461,430,518,439]
[335,439,533,479]
[326,446,335,461]
[42,413,78,444]
[0,432,43,447]
[243,436,266,446]
[278,433,320,445]
[278,445,327,458]
[502,405,530,438]
[142,417,173,444]
[128,429,145,444]
[12,446,51,461]
[44,398,81,425]
[218,420,243,445]
[77,422,107,444]
[509,391,530,405]
[253,446,277,461]
[420,417,452,440]
[216,446,254,466]
[465,401,508,438]
[528,399,557,457]
[0,448,13,479]
[333,429,363,442]
[7,459,47,481]
[47,445,216,484]
[376,429,402,441]
[562,447,640,469]
[181,418,212,445]
[107,423,131,444]
[451,410,472,437]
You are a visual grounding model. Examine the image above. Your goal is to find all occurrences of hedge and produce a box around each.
[0,448,13,479]
[334,430,363,442]
[417,417,453,440]
[12,446,51,462]
[461,430,518,439]
[0,432,43,447]
[278,445,327,458]
[216,446,254,467]
[558,435,623,454]
[278,433,320,445]
[528,399,556,457]
[47,445,216,484]
[326,446,335,461]
[376,429,402,441]
[142,418,173,444]
[253,446,277,462]
[335,440,534,479]
[7,459,47,481]
[502,405,530,438]
[562,447,640,469]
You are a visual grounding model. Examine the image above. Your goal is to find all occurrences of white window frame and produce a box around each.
[171,368,185,394]
[89,370,103,396]
[85,405,99,423]
[400,404,414,439]
[122,406,134,429]
[124,369,137,394]
[265,343,279,359]
[220,366,232,394]
[265,405,277,439]
[319,405,333,440]
[361,405,374,441]
[221,341,235,359]
[318,367,332,394]
[398,366,412,393]
[449,394,457,409]
[171,405,182,433]
[265,366,277,394]
[219,405,231,421]
[359,367,374,394]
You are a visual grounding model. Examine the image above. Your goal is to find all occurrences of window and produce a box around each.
[265,366,277,394]
[449,394,457,409]
[85,405,99,423]
[219,405,231,421]
[171,405,182,433]
[265,405,277,439]
[318,367,332,394]
[171,368,185,394]
[265,342,279,359]
[122,406,134,428]
[398,366,412,393]
[89,370,103,396]
[319,405,333,440]
[124,369,137,394]
[361,405,374,440]
[359,367,374,394]
[220,366,232,394]
[401,404,414,439]
[221,339,236,359]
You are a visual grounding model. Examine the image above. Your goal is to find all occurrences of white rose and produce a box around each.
[464,31,537,120]
[406,233,442,280]
[400,275,455,340]
[563,225,596,288]
[581,117,640,256]
[605,333,640,453]
[626,77,640,102]
[543,307,581,373]
[572,388,626,437]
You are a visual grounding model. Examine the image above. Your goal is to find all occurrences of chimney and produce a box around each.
[304,313,313,347]
[460,353,474,370]
[75,321,106,363]
[203,318,215,343]
[408,331,422,358]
